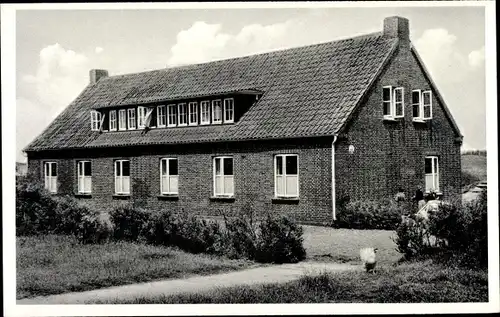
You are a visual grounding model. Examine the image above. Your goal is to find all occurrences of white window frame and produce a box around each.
[178,103,188,126]
[90,110,101,131]
[77,161,92,194]
[109,110,117,131]
[127,108,136,130]
[118,109,127,131]
[412,89,423,121]
[44,162,57,193]
[393,87,404,118]
[212,99,222,124]
[223,98,234,123]
[274,154,299,198]
[213,156,234,197]
[188,102,198,126]
[157,105,166,128]
[160,158,179,195]
[200,101,210,125]
[167,104,177,127]
[138,106,147,129]
[424,156,439,192]
[422,90,433,120]
[114,160,130,195]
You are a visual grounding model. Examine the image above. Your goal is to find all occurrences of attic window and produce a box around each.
[412,90,433,122]
[138,106,147,129]
[224,98,234,123]
[128,108,136,130]
[90,111,102,131]
[167,104,177,127]
[382,86,404,120]
[118,109,127,130]
[201,101,210,125]
[178,103,188,126]
[212,100,222,124]
[109,110,117,131]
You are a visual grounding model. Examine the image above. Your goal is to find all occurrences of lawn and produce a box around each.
[461,154,487,191]
[102,260,488,303]
[16,235,254,299]
[302,226,401,264]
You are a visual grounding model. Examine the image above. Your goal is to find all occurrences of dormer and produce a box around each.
[90,89,263,132]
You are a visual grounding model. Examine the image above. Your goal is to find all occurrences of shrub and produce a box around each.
[222,215,258,259]
[16,175,59,235]
[110,205,150,241]
[75,208,113,244]
[336,199,406,230]
[53,196,88,235]
[254,215,306,264]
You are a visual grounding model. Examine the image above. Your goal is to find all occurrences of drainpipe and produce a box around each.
[332,134,338,221]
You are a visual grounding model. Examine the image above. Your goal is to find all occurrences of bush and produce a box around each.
[394,192,488,267]
[75,208,113,244]
[16,175,60,235]
[53,196,88,235]
[335,199,406,230]
[222,215,258,259]
[110,205,150,241]
[254,215,306,264]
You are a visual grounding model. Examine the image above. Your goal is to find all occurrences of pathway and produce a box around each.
[17,261,359,304]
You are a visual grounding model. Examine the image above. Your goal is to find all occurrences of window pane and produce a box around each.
[395,103,403,117]
[161,159,167,175]
[285,156,297,175]
[169,159,178,176]
[215,175,223,194]
[178,103,187,125]
[123,176,130,193]
[383,101,391,116]
[394,88,403,102]
[382,87,391,101]
[213,100,222,122]
[44,163,50,176]
[51,163,57,176]
[224,176,234,195]
[122,161,130,176]
[413,104,420,118]
[423,91,431,105]
[161,176,168,193]
[424,158,433,174]
[169,175,178,193]
[276,156,283,175]
[84,162,91,176]
[412,91,420,104]
[215,158,221,175]
[425,174,434,191]
[115,161,121,176]
[286,175,298,196]
[276,175,284,196]
[223,158,233,175]
[424,105,431,118]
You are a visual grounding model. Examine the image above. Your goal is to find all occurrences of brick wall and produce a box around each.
[334,43,462,204]
[27,138,334,225]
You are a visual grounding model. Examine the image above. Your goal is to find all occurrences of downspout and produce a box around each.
[332,134,338,221]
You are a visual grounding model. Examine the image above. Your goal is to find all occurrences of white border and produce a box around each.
[2,1,498,316]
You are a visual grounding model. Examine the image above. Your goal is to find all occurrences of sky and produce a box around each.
[15,5,487,162]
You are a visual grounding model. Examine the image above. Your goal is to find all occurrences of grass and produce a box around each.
[101,260,488,303]
[16,235,254,299]
[461,154,487,192]
[302,226,401,264]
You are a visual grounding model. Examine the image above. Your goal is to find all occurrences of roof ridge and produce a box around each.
[103,31,385,81]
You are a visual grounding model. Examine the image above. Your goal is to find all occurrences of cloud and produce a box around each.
[468,46,485,69]
[167,20,294,66]
[17,43,90,161]
[95,46,104,54]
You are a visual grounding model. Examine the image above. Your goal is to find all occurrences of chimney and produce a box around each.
[89,69,108,84]
[383,16,410,41]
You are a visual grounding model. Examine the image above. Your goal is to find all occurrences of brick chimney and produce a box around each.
[89,69,108,84]
[383,16,410,41]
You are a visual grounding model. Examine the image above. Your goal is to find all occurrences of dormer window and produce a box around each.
[412,90,433,122]
[90,110,101,131]
[157,105,166,127]
[109,110,117,131]
[383,86,404,120]
[128,108,136,129]
[212,100,222,124]
[167,104,177,127]
[189,102,198,125]
[118,109,127,130]
[224,98,234,123]
[138,106,147,129]
[178,103,188,126]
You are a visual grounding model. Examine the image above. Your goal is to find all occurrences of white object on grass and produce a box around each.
[360,247,377,273]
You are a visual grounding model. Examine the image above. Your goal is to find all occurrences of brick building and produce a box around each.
[24,16,463,225]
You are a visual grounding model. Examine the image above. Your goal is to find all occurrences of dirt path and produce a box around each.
[18,261,359,304]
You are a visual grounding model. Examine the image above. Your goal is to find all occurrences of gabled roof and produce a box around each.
[24,32,400,152]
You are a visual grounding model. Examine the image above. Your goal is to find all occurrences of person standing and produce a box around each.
[412,186,425,211]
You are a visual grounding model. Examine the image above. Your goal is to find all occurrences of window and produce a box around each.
[44,162,57,193]
[119,109,127,130]
[167,104,177,127]
[201,101,210,125]
[157,105,166,127]
[424,156,439,192]
[394,87,404,118]
[138,106,147,129]
[224,98,234,123]
[114,160,130,194]
[213,157,234,196]
[77,161,92,194]
[160,158,178,194]
[178,103,188,126]
[109,110,117,131]
[212,100,222,124]
[275,154,299,197]
[412,90,422,119]
[90,111,101,131]
[189,102,198,125]
[128,108,136,130]
[383,86,404,119]
[422,90,433,119]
